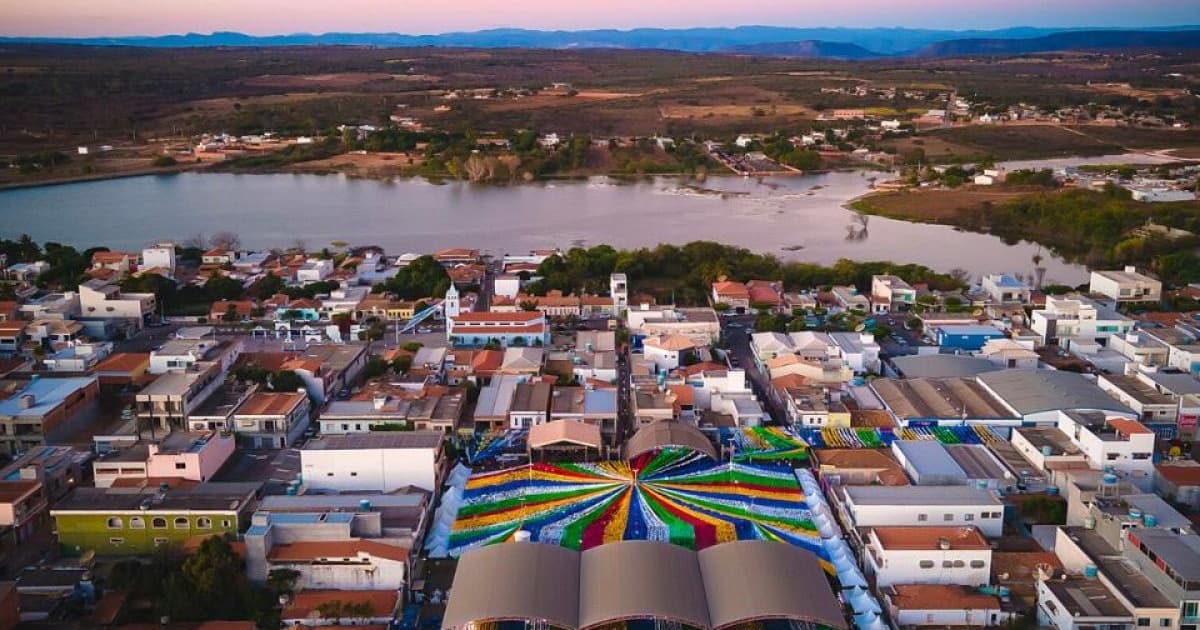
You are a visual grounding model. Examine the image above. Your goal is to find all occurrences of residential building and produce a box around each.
[301,432,444,493]
[625,305,720,344]
[981,274,1032,304]
[140,243,176,276]
[91,431,234,488]
[0,480,49,543]
[830,286,870,313]
[810,449,910,486]
[508,381,552,429]
[50,482,259,555]
[1031,295,1134,348]
[231,391,311,448]
[78,280,155,330]
[871,275,916,313]
[0,445,86,503]
[0,322,25,356]
[1155,461,1200,511]
[1090,267,1163,303]
[885,584,1007,627]
[549,388,619,442]
[643,334,700,373]
[979,338,1040,369]
[1142,326,1200,375]
[135,366,224,433]
[0,377,99,456]
[836,485,1004,538]
[1098,374,1179,423]
[281,590,400,628]
[473,375,519,431]
[148,337,222,374]
[41,342,111,372]
[295,259,334,284]
[1037,577,1134,630]
[610,273,628,315]
[862,526,992,588]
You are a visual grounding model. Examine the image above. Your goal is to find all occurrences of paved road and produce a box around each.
[720,314,787,425]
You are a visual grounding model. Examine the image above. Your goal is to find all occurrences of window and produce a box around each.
[108,537,124,545]
[919,560,935,569]
[1163,620,1174,627]
[196,517,212,529]
[152,517,167,529]
[106,517,122,529]
[943,560,954,568]
[1185,602,1200,619]
[129,517,145,530]
[175,462,187,470]
[1140,619,1152,627]
[221,520,231,528]
[970,560,986,568]
[943,513,953,521]
[174,517,189,529]
[953,560,965,568]
[917,514,928,522]
[964,514,974,521]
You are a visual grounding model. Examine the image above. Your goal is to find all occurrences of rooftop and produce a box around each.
[887,584,1001,612]
[978,369,1134,416]
[812,449,909,486]
[1014,427,1082,457]
[1042,578,1132,619]
[1101,374,1176,406]
[268,539,409,563]
[871,526,989,551]
[235,391,306,416]
[304,432,443,451]
[872,377,1012,420]
[890,355,1001,379]
[1062,527,1173,608]
[0,376,97,418]
[1131,528,1200,582]
[843,485,1000,506]
[52,482,260,513]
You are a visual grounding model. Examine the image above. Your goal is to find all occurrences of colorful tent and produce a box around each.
[448,448,826,562]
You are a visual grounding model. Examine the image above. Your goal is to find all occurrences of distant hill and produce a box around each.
[4,25,1198,56]
[913,29,1200,57]
[724,40,882,59]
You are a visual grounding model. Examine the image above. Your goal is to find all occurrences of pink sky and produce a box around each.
[2,0,1197,37]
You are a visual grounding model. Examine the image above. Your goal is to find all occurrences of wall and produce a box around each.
[894,607,1004,627]
[146,434,235,482]
[301,448,438,493]
[865,544,991,588]
[290,557,407,591]
[53,511,237,555]
[848,503,1003,538]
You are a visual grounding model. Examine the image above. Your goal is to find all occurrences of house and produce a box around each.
[642,334,700,372]
[91,431,234,488]
[149,337,222,374]
[871,275,916,313]
[50,482,259,555]
[830,286,870,313]
[0,445,86,504]
[281,590,399,628]
[0,480,49,544]
[625,305,720,344]
[978,338,1040,369]
[300,432,445,493]
[548,388,619,442]
[1037,577,1133,630]
[885,584,1007,627]
[1090,267,1163,303]
[0,322,24,356]
[209,300,256,322]
[777,383,849,427]
[474,375,520,430]
[78,279,155,330]
[354,295,417,321]
[711,281,751,312]
[0,376,99,456]
[933,324,1005,353]
[982,274,1032,304]
[276,298,323,322]
[90,251,136,275]
[836,485,1004,538]
[141,243,176,276]
[1155,461,1200,510]
[810,449,910,486]
[230,391,311,448]
[135,366,224,433]
[432,248,480,266]
[201,249,234,265]
[508,381,552,429]
[295,259,334,284]
[1031,295,1134,348]
[246,492,426,591]
[862,526,991,588]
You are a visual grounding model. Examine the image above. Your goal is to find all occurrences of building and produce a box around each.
[610,273,629,315]
[1090,267,1163,303]
[91,431,234,488]
[0,445,86,503]
[447,311,549,348]
[1098,373,1180,424]
[982,274,1032,304]
[1037,576,1134,630]
[810,449,910,486]
[979,338,1040,370]
[837,485,1004,537]
[711,281,751,312]
[281,590,400,627]
[509,381,553,429]
[976,369,1137,424]
[301,432,445,493]
[625,305,720,345]
[643,334,700,372]
[1052,527,1178,629]
[885,584,1007,627]
[473,375,519,430]
[890,440,968,486]
[871,275,916,313]
[830,286,870,313]
[1155,461,1200,511]
[934,324,1005,352]
[50,482,259,555]
[140,243,176,276]
[862,526,992,588]
[78,279,155,330]
[231,391,311,448]
[0,376,99,456]
[443,540,846,630]
[1032,295,1134,348]
[135,367,225,433]
[0,480,49,544]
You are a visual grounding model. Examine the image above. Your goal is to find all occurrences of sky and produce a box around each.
[1,0,1198,38]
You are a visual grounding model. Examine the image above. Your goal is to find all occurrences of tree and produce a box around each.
[518,300,540,312]
[204,273,244,302]
[222,304,239,323]
[376,255,451,300]
[209,231,241,251]
[391,355,413,374]
[269,370,305,393]
[362,357,391,380]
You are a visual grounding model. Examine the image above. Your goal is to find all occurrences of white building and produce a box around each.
[610,273,628,316]
[1090,267,1163,303]
[837,486,1005,538]
[296,259,334,284]
[1037,577,1133,630]
[870,275,916,314]
[862,526,992,588]
[978,338,1040,369]
[300,432,445,493]
[884,584,1008,628]
[141,243,176,276]
[1031,295,1134,348]
[78,280,155,329]
[148,338,220,374]
[493,275,522,300]
[981,274,1032,304]
[642,334,699,373]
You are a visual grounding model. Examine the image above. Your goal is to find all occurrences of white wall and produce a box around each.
[848,503,1003,538]
[290,557,406,591]
[644,344,680,372]
[301,447,437,492]
[894,607,1005,627]
[866,544,991,588]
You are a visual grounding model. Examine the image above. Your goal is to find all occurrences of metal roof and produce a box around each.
[977,369,1135,416]
[443,540,846,630]
[623,421,716,461]
[891,355,1001,379]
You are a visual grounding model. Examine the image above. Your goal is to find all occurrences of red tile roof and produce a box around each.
[712,281,749,298]
[454,312,543,323]
[283,590,399,622]
[888,584,1000,611]
[1108,418,1152,436]
[236,392,307,416]
[1156,462,1200,487]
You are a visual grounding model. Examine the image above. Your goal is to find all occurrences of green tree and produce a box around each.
[269,370,305,393]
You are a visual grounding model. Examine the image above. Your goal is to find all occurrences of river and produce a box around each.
[0,169,1089,284]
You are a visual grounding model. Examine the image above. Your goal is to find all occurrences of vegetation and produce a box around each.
[373,255,451,300]
[525,241,965,305]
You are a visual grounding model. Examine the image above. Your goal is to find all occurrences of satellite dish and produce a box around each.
[854,323,867,332]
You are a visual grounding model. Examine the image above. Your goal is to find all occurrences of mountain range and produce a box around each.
[3,25,1199,58]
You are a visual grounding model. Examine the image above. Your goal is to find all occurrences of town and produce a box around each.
[0,234,1197,630]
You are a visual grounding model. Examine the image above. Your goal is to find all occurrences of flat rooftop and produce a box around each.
[1014,427,1081,457]
[843,485,1000,506]
[872,526,988,551]
[978,370,1135,416]
[1063,527,1173,608]
[304,432,443,451]
[945,443,1010,480]
[1133,528,1200,582]
[1043,578,1132,618]
[53,482,260,512]
[985,440,1045,482]
[1102,374,1176,406]
[0,376,97,418]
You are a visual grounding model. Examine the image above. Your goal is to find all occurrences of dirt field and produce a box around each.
[849,187,1038,222]
[238,73,440,88]
[659,104,813,119]
[1079,83,1187,99]
[286,151,425,177]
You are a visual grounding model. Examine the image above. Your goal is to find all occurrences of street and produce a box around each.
[719,314,787,425]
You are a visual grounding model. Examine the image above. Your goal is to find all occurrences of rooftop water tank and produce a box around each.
[514,530,532,543]
[1084,565,1099,579]
[359,499,371,512]
[1144,514,1159,527]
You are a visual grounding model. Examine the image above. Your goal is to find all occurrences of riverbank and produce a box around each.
[0,160,206,192]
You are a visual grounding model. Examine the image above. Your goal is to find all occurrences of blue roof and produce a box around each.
[584,389,618,414]
[992,274,1027,288]
[936,325,1005,337]
[0,377,97,418]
